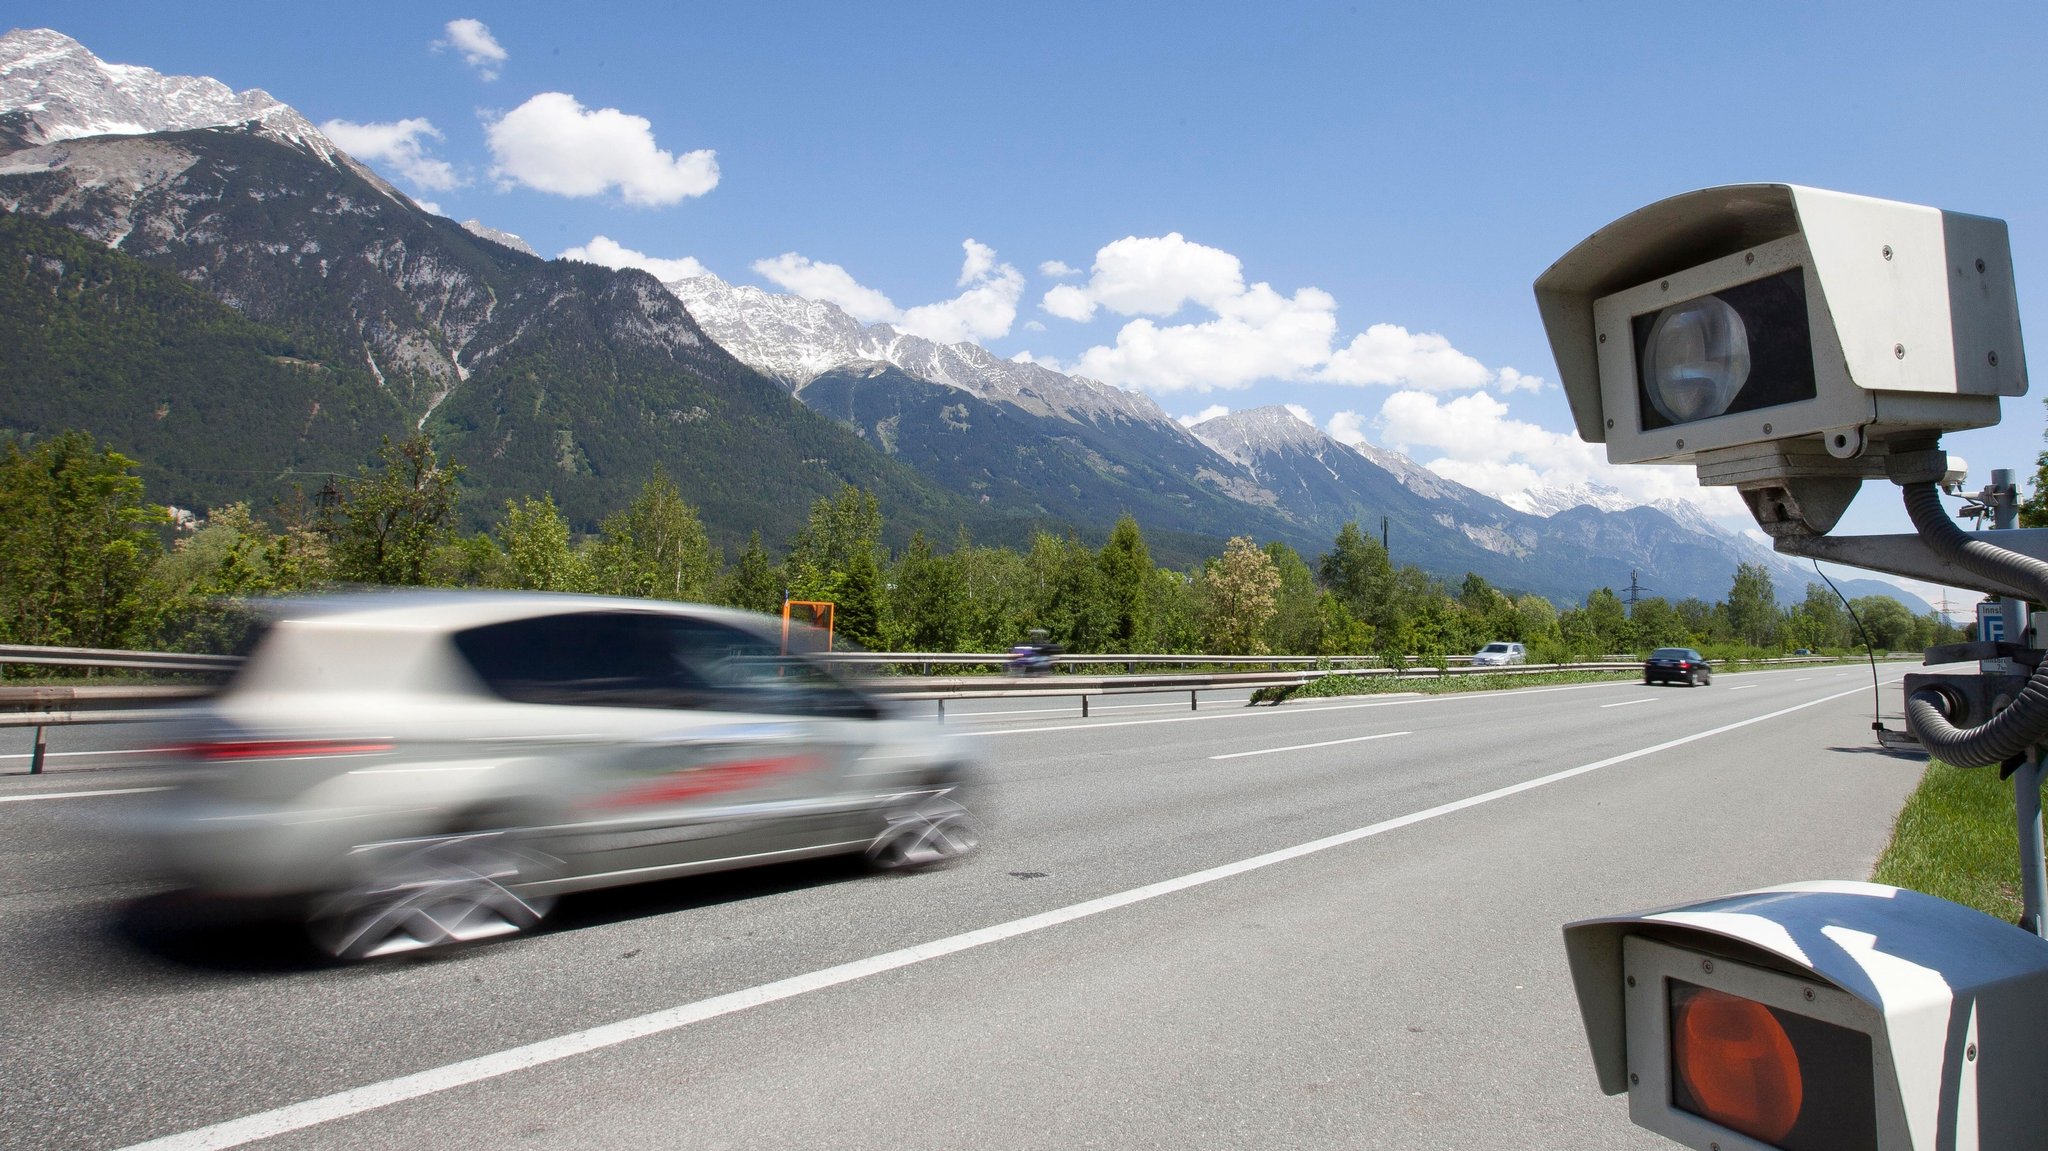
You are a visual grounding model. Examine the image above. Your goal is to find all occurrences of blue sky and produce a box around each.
[14,2,2048,599]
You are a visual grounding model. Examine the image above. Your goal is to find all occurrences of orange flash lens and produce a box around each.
[1673,986,1804,1144]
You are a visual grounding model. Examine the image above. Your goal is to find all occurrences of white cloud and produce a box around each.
[1283,403,1315,426]
[436,19,508,80]
[1180,405,1231,427]
[1044,232,1246,320]
[756,239,1023,343]
[1326,410,1370,447]
[1320,323,1493,391]
[320,117,461,191]
[1366,390,1746,521]
[1039,232,1543,398]
[1068,281,1338,393]
[1041,284,1096,322]
[959,239,997,286]
[753,253,901,323]
[559,235,707,282]
[899,239,1025,343]
[1494,366,1544,394]
[1039,260,1079,278]
[1023,319,1046,332]
[485,93,718,206]
[414,199,444,216]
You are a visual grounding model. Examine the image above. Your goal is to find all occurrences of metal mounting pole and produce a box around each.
[2017,750,2048,938]
[30,723,46,774]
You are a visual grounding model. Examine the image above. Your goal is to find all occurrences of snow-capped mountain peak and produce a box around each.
[0,28,344,160]
[665,271,1177,427]
[1188,405,1325,467]
[460,219,538,257]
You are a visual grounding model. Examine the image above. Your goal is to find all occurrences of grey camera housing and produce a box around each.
[1534,184,2026,470]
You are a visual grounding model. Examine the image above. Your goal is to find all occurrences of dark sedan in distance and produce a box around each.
[1644,647,1712,687]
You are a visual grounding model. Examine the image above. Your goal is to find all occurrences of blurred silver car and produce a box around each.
[1469,641,1526,667]
[145,592,979,959]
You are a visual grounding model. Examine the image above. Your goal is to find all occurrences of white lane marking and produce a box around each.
[0,746,176,764]
[1209,731,1411,760]
[1729,685,1759,692]
[1600,697,1660,709]
[1796,677,1813,682]
[0,786,170,803]
[117,680,1878,1151]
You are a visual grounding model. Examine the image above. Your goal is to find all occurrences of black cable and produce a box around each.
[1813,558,1890,739]
[1899,482,2048,766]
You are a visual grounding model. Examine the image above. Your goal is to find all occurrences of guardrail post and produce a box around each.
[1082,695,1090,718]
[936,699,945,724]
[30,723,47,775]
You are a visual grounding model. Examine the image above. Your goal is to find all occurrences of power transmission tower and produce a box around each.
[1623,569,1650,616]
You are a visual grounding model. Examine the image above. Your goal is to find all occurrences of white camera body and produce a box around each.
[1564,881,2048,1150]
[1535,184,2026,470]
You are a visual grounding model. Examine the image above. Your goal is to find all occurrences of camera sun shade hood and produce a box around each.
[1533,183,2026,448]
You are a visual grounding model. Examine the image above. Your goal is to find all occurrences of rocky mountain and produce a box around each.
[668,273,1170,426]
[0,27,1940,613]
[0,29,992,551]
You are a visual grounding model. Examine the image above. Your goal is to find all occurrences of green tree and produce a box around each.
[1201,536,1282,655]
[1850,595,1917,651]
[1261,541,1325,655]
[1726,562,1778,647]
[785,485,885,647]
[492,494,589,592]
[589,467,717,601]
[718,531,785,615]
[324,435,462,586]
[887,531,966,651]
[1097,514,1154,653]
[1628,597,1691,650]
[143,502,324,652]
[0,430,165,649]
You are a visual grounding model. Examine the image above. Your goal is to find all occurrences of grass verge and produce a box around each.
[1251,669,1642,703]
[1871,759,2030,923]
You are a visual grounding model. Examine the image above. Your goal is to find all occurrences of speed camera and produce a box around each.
[1564,881,2048,1150]
[1534,184,2026,473]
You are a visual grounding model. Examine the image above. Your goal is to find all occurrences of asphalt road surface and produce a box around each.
[2,664,1933,1150]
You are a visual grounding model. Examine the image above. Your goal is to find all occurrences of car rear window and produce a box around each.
[452,611,877,718]
[1650,648,1692,659]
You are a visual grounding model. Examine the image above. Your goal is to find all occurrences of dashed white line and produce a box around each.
[0,786,169,803]
[115,681,1878,1151]
[1729,684,1759,691]
[1209,731,1410,760]
[1600,697,1660,709]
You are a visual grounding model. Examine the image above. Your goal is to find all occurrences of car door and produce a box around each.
[450,611,867,880]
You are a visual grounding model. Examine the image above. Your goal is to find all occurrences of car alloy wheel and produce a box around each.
[867,795,980,870]
[310,831,558,961]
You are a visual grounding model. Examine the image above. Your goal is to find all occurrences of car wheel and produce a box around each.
[309,831,558,961]
[867,795,980,870]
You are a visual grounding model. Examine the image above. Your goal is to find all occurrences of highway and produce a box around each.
[1,664,1930,1150]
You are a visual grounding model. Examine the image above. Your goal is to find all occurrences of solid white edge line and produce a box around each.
[0,786,170,803]
[117,679,1880,1151]
[1209,731,1411,760]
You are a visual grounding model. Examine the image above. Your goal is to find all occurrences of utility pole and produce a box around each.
[1380,515,1389,557]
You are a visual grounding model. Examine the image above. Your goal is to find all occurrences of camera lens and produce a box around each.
[1642,296,1751,425]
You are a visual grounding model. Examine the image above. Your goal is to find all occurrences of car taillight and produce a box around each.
[179,739,395,761]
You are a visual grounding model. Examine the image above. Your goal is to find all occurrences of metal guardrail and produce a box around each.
[0,642,1876,775]
[0,644,240,674]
